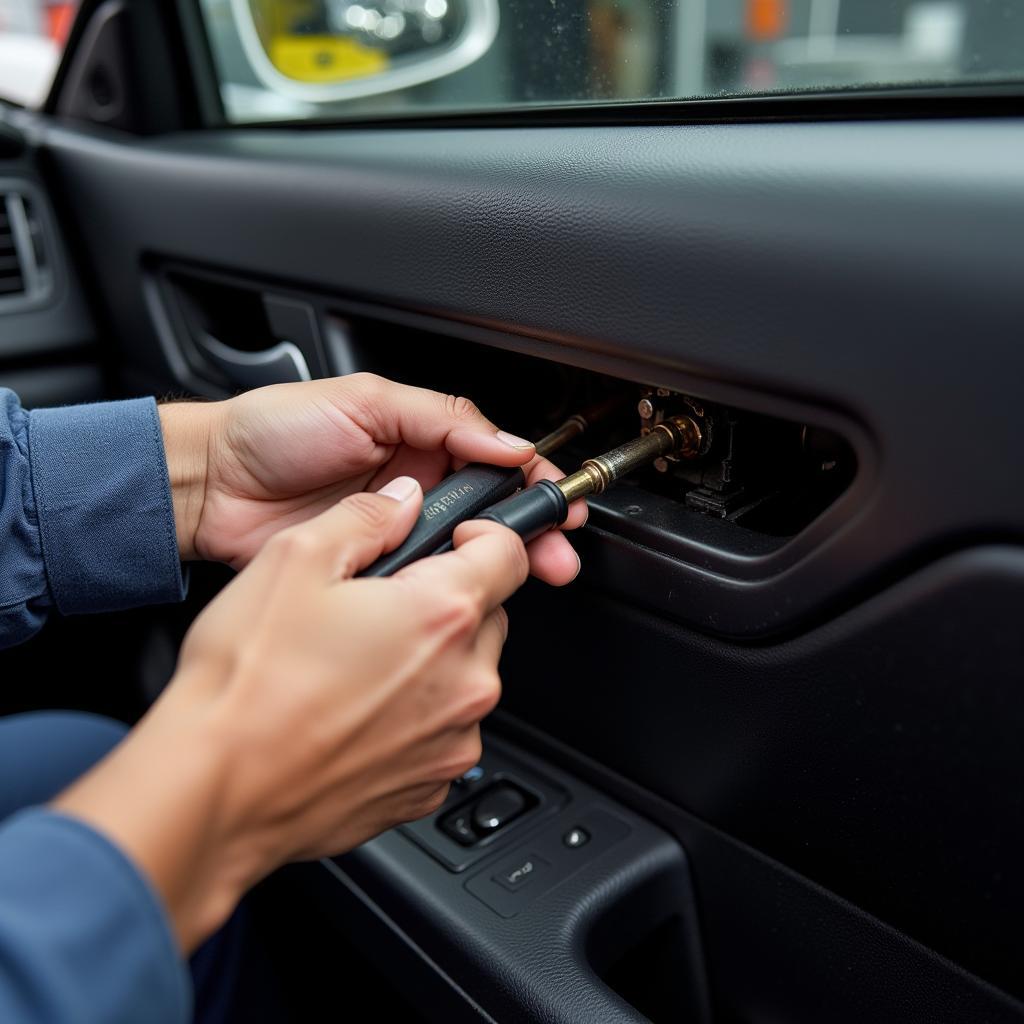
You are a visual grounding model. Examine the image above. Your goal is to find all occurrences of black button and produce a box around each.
[563,827,590,849]
[493,853,548,892]
[471,784,528,836]
[440,812,478,847]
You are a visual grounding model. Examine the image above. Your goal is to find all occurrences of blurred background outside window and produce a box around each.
[200,0,1024,121]
[1,1,1021,121]
[0,0,77,106]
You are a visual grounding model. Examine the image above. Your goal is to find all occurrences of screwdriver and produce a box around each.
[359,396,625,578]
[361,414,703,578]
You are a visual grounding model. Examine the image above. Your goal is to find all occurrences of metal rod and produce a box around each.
[555,415,702,503]
[534,414,589,458]
[533,393,631,458]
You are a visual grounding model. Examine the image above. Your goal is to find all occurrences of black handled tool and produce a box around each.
[359,462,526,578]
[359,399,622,578]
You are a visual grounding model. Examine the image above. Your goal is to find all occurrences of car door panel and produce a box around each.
[20,84,1024,1023]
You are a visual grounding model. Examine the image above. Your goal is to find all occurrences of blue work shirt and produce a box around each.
[0,388,190,1022]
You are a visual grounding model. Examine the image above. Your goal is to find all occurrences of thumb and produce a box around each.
[271,476,423,582]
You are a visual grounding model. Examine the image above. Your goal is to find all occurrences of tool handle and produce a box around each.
[359,464,526,578]
[475,479,569,544]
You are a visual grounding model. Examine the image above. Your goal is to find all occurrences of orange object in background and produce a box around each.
[45,2,77,45]
[746,0,787,40]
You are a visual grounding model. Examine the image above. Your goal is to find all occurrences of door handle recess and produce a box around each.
[195,330,311,389]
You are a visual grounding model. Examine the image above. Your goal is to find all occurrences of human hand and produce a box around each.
[53,481,527,952]
[159,373,586,584]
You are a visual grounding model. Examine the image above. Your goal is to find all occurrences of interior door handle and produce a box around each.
[195,330,311,388]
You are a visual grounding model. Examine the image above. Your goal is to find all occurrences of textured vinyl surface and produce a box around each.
[503,547,1024,1005]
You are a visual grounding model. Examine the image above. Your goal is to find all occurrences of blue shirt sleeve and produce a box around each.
[0,809,190,1024]
[0,389,186,649]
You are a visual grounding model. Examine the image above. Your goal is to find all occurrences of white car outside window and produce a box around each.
[0,0,69,108]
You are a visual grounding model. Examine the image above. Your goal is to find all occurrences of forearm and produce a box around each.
[51,676,256,954]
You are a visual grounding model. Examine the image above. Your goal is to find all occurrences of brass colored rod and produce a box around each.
[555,416,702,503]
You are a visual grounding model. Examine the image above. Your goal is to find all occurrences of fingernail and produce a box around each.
[570,551,582,582]
[377,476,418,502]
[496,430,534,450]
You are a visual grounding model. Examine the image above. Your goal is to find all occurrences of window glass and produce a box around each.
[0,1,78,107]
[200,1,1024,124]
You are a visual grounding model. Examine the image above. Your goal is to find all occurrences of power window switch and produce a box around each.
[471,783,529,836]
[438,780,536,848]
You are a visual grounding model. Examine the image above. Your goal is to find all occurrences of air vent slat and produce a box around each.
[0,195,27,302]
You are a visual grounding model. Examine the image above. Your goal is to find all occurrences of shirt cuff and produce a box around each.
[27,397,186,615]
[0,809,190,1024]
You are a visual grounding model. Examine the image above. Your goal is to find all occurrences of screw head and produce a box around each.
[637,398,654,419]
[653,458,669,473]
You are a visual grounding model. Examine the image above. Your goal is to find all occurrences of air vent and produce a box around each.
[0,196,25,300]
[0,187,52,310]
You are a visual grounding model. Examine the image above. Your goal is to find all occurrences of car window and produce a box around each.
[198,0,1024,124]
[0,1,77,107]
